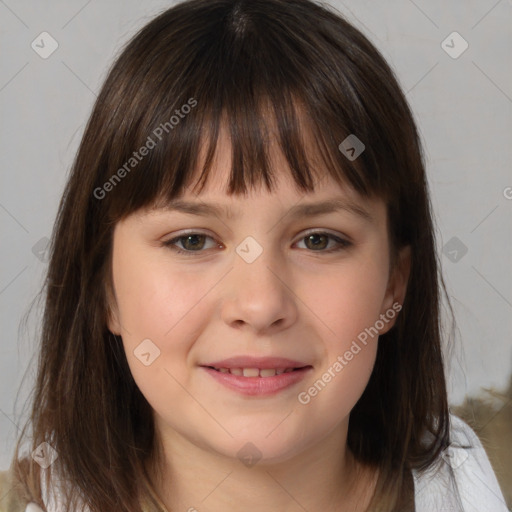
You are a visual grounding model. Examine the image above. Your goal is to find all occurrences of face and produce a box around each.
[107,127,410,466]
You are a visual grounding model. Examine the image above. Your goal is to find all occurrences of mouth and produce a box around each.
[204,366,309,377]
[200,359,313,396]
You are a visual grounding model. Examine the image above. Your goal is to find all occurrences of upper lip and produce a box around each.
[201,356,311,369]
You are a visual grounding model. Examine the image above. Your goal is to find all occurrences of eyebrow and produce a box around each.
[159,198,374,223]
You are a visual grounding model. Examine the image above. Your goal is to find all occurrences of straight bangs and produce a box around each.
[92,0,408,233]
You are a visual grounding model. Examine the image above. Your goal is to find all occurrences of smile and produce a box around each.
[201,365,313,396]
[209,367,301,377]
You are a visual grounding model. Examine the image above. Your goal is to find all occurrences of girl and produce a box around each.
[0,0,508,511]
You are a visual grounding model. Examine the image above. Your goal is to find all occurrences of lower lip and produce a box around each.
[201,367,312,396]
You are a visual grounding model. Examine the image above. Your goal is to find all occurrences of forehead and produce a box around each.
[181,115,345,199]
[150,163,386,233]
[147,117,387,226]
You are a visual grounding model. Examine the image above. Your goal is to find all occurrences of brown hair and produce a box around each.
[11,0,451,510]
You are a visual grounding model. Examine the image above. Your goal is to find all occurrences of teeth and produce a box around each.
[214,367,296,377]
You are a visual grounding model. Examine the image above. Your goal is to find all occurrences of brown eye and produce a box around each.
[295,231,352,253]
[304,233,329,251]
[163,232,218,255]
[163,230,351,256]
[178,234,207,251]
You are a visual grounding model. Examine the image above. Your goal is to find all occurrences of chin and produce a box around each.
[206,425,323,468]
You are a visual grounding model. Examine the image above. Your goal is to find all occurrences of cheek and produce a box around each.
[298,343,377,439]
[112,253,215,414]
[294,254,387,410]
[113,250,205,340]
[301,253,390,345]
[111,249,197,377]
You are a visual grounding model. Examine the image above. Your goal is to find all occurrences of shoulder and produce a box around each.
[0,468,33,512]
[413,413,509,512]
[2,464,148,512]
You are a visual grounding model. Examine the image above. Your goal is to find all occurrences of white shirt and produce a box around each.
[26,414,509,512]
[413,414,509,512]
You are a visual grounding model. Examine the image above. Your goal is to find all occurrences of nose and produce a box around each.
[220,243,298,335]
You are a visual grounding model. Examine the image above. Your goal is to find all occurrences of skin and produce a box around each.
[108,125,411,512]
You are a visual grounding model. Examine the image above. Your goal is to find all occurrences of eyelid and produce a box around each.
[298,228,351,242]
[163,228,215,240]
[163,228,350,243]
[163,230,221,248]
[162,228,352,255]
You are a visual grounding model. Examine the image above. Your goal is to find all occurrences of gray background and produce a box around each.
[1,0,511,470]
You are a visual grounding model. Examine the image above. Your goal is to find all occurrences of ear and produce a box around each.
[105,281,122,335]
[379,245,411,334]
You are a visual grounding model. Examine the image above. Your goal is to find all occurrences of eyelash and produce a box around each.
[163,230,352,256]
